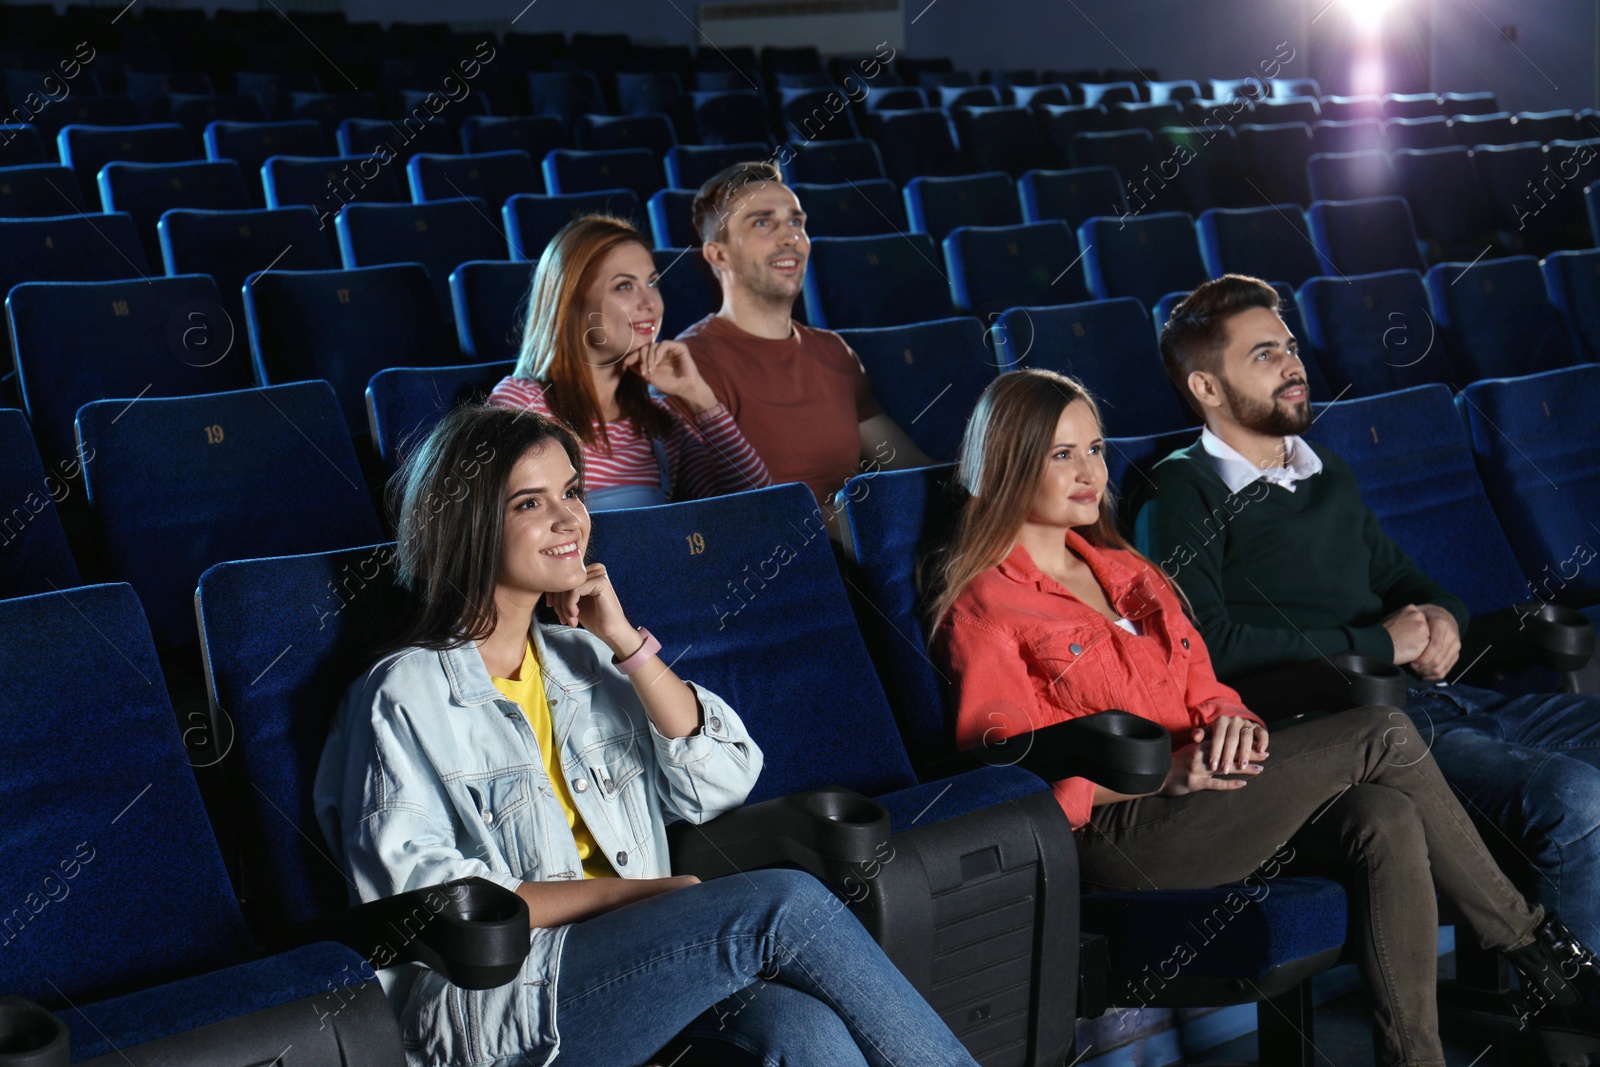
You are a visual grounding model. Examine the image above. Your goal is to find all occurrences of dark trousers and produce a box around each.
[1075,707,1542,1067]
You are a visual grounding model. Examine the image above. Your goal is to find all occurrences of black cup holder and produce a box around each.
[801,790,888,826]
[669,788,892,883]
[1521,602,1596,672]
[1327,651,1409,708]
[983,709,1171,796]
[0,998,68,1067]
[439,881,525,926]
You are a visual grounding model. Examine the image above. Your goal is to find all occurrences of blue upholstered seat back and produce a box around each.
[449,260,531,362]
[1197,204,1325,288]
[652,247,722,340]
[99,159,251,262]
[779,138,888,185]
[0,584,254,1005]
[1542,249,1600,364]
[1079,212,1210,309]
[904,171,1021,244]
[336,197,507,319]
[945,220,1088,316]
[1392,146,1495,244]
[663,143,770,190]
[837,317,994,463]
[0,407,81,599]
[158,205,336,327]
[1105,427,1199,516]
[646,188,697,247]
[1425,256,1576,384]
[996,299,1193,438]
[542,148,662,202]
[367,360,517,466]
[461,115,567,160]
[57,122,196,199]
[243,263,457,430]
[503,189,644,263]
[0,212,150,370]
[0,163,84,217]
[261,154,405,211]
[407,150,541,208]
[10,273,252,466]
[790,179,907,238]
[1307,383,1529,616]
[1017,166,1126,231]
[1297,269,1455,398]
[1461,365,1600,603]
[592,483,920,804]
[803,232,953,329]
[78,381,383,644]
[1306,196,1424,276]
[839,465,959,760]
[198,544,407,928]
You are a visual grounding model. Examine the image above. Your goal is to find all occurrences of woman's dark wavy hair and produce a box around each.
[385,403,585,652]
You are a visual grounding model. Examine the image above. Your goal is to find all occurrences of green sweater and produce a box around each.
[1129,439,1468,685]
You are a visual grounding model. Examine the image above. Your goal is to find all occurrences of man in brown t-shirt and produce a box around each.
[676,162,932,523]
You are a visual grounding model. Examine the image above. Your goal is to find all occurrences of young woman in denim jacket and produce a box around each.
[926,369,1600,1067]
[316,404,977,1067]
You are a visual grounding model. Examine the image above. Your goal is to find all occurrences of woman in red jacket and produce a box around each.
[926,368,1600,1067]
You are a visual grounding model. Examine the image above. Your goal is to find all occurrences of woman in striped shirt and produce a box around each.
[490,215,769,510]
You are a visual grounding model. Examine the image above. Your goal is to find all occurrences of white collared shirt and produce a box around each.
[1199,426,1324,494]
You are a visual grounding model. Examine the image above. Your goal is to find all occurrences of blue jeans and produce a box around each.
[1409,683,1600,946]
[549,868,978,1067]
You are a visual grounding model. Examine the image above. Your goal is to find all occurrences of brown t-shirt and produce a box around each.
[677,313,884,502]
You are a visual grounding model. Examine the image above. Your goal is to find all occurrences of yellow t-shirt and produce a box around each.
[490,641,614,879]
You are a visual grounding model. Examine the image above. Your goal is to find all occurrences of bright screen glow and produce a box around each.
[1345,0,1400,31]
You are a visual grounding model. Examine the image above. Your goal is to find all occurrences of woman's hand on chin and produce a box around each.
[630,340,718,414]
[550,562,639,654]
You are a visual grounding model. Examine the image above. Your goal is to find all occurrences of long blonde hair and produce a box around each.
[921,369,1163,633]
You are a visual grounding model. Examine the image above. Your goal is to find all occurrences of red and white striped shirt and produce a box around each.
[487,376,771,501]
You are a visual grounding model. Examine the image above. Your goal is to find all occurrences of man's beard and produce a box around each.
[732,257,803,311]
[1219,375,1313,437]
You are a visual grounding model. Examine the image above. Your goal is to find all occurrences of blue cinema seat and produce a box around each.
[335,197,508,320]
[1297,269,1453,397]
[57,121,196,201]
[8,274,252,466]
[1542,249,1600,362]
[0,163,85,217]
[1079,212,1210,309]
[1460,364,1600,606]
[0,582,402,1063]
[1424,256,1576,385]
[98,159,252,263]
[159,205,338,328]
[903,171,1020,243]
[1017,166,1126,231]
[994,298,1193,437]
[1306,196,1425,276]
[244,263,458,430]
[836,316,997,461]
[76,381,382,645]
[203,119,328,205]
[1197,204,1325,288]
[450,260,531,363]
[503,189,644,262]
[0,407,81,599]
[663,142,769,190]
[366,360,517,466]
[944,220,1088,316]
[779,138,888,185]
[803,233,954,329]
[407,149,541,205]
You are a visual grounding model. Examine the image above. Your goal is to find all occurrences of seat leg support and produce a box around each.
[1257,980,1316,1067]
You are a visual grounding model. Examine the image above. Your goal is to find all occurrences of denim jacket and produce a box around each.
[314,621,762,1066]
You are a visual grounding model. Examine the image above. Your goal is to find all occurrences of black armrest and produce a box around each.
[923,709,1172,795]
[668,788,891,883]
[1464,602,1596,676]
[1231,651,1410,722]
[0,996,69,1066]
[275,877,530,991]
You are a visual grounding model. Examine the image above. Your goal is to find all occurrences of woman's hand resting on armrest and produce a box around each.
[1161,716,1270,797]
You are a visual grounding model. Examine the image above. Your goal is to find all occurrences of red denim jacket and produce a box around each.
[935,531,1259,830]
